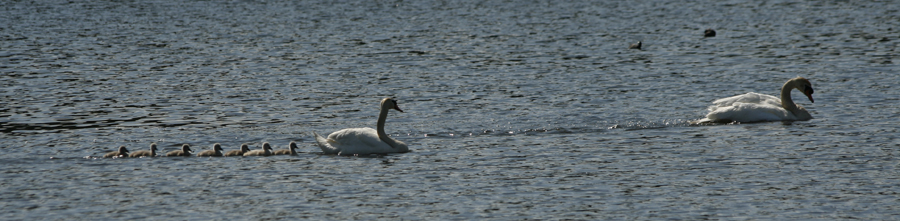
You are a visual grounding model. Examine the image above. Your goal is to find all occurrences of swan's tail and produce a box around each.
[690,117,735,125]
[690,118,712,125]
[313,132,339,154]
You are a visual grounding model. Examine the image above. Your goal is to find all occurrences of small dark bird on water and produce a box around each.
[704,28,716,37]
[628,41,642,50]
[104,146,129,158]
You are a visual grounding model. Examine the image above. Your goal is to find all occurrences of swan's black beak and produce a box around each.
[392,100,403,112]
[394,106,403,112]
[804,87,814,103]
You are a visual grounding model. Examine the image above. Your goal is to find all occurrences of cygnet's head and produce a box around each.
[213,143,223,152]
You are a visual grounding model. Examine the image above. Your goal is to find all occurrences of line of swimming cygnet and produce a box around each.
[100,97,409,157]
[99,76,816,158]
[101,142,299,158]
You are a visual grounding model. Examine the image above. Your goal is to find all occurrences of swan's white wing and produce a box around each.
[700,92,796,123]
[706,102,793,122]
[322,128,396,155]
[313,132,340,155]
[711,92,782,108]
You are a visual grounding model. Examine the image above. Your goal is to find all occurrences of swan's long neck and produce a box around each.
[780,80,800,113]
[376,106,401,149]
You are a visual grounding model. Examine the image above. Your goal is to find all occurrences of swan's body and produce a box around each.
[224,144,250,157]
[129,143,158,157]
[166,144,193,157]
[243,142,273,156]
[696,77,815,123]
[273,141,299,155]
[314,98,409,155]
[197,143,224,157]
[104,146,129,158]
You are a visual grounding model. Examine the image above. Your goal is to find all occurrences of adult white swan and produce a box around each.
[314,98,409,155]
[695,77,815,123]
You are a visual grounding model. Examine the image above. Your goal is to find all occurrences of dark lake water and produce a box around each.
[2,0,899,219]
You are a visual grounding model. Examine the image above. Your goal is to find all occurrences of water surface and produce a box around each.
[2,0,899,219]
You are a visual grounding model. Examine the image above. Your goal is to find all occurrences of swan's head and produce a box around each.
[793,77,814,103]
[381,97,403,112]
[182,144,193,153]
[240,144,251,152]
[262,142,273,151]
[289,141,298,150]
[150,143,158,152]
[213,143,223,152]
